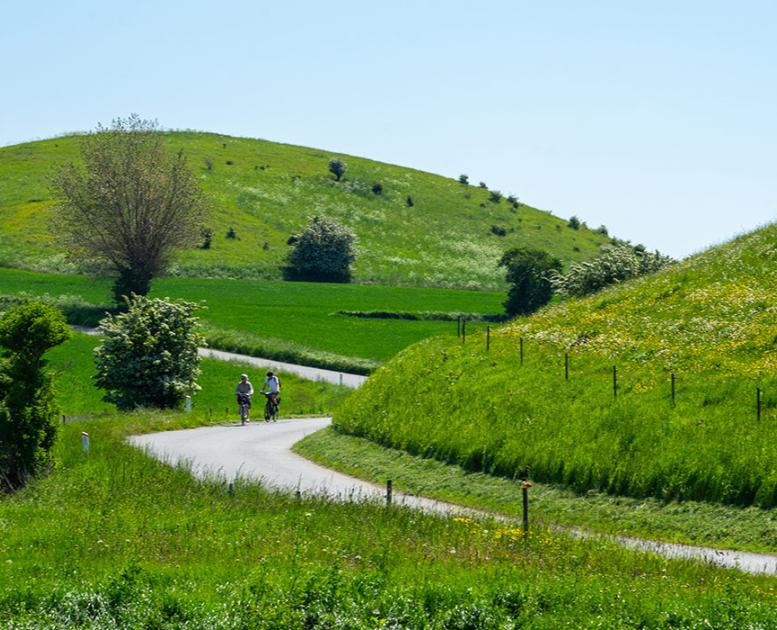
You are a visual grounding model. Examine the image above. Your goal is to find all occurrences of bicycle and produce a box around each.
[237,393,251,425]
[263,392,280,422]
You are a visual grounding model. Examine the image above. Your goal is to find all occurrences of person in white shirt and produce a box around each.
[261,371,280,396]
[235,374,254,423]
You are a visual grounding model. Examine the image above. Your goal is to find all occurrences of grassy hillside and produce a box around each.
[335,222,777,507]
[0,131,611,289]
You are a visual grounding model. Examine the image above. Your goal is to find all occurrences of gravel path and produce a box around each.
[130,417,777,576]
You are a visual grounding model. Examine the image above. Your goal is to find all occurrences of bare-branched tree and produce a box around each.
[52,115,208,304]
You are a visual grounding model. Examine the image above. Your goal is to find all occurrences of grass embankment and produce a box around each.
[2,415,777,625]
[0,132,610,289]
[296,426,777,553]
[335,223,777,508]
[48,333,350,420]
[0,267,500,372]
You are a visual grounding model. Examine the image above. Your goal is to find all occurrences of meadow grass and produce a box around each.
[1,411,776,626]
[335,223,777,507]
[0,267,498,368]
[296,426,777,553]
[0,132,611,289]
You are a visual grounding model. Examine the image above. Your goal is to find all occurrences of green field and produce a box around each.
[0,267,502,371]
[0,132,612,289]
[335,222,777,507]
[48,333,350,420]
[1,410,775,626]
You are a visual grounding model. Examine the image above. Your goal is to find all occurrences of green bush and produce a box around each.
[458,174,469,185]
[488,190,502,203]
[499,248,562,316]
[567,216,581,230]
[0,302,70,490]
[94,295,204,410]
[285,216,357,282]
[371,181,383,195]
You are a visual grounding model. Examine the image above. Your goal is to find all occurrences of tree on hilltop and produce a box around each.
[328,158,346,181]
[52,115,208,305]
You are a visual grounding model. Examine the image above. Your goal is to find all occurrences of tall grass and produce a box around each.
[336,223,777,507]
[1,412,775,627]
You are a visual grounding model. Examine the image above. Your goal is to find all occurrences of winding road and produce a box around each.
[130,417,777,576]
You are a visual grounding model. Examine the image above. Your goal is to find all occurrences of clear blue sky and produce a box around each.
[2,0,775,258]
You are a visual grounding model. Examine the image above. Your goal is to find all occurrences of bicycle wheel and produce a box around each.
[264,399,272,421]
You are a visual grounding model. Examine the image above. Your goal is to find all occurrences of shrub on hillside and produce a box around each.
[406,195,414,207]
[94,295,204,410]
[458,174,469,185]
[499,248,562,316]
[328,158,346,181]
[285,216,357,282]
[0,302,70,491]
[567,216,581,230]
[488,190,502,203]
[550,245,675,297]
[200,228,213,249]
[371,181,383,195]
[226,227,237,239]
[478,181,487,189]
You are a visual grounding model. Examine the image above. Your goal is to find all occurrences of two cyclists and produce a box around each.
[235,371,281,424]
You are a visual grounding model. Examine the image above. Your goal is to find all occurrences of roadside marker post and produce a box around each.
[185,395,191,414]
[671,373,676,406]
[486,326,491,351]
[81,432,89,455]
[386,479,393,506]
[462,320,466,344]
[519,337,524,366]
[757,387,762,422]
[339,373,343,386]
[564,353,569,382]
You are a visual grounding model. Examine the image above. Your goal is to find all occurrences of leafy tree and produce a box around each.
[550,245,674,297]
[478,181,488,189]
[0,302,70,491]
[458,174,469,185]
[285,216,356,282]
[328,158,346,181]
[595,224,609,236]
[567,215,581,230]
[94,295,204,410]
[499,248,562,316]
[52,115,208,305]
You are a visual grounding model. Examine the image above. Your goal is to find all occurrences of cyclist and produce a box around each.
[260,371,281,421]
[235,373,254,424]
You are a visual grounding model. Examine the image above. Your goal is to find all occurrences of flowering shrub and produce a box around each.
[95,295,204,409]
[551,245,674,297]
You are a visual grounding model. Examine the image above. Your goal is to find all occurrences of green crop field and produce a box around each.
[0,132,611,289]
[335,222,777,508]
[0,267,501,372]
[1,410,775,626]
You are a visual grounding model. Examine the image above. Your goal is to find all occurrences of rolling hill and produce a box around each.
[335,222,777,507]
[0,131,611,289]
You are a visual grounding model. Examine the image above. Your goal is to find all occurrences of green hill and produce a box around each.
[335,222,777,507]
[0,132,610,289]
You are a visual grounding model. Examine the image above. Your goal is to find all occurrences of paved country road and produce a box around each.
[130,418,777,576]
[72,327,367,389]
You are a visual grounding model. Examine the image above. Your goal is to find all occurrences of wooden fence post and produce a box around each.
[521,481,532,537]
[613,366,618,398]
[671,373,676,406]
[486,326,491,351]
[520,337,524,366]
[565,353,569,382]
[757,387,762,422]
[386,479,393,505]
